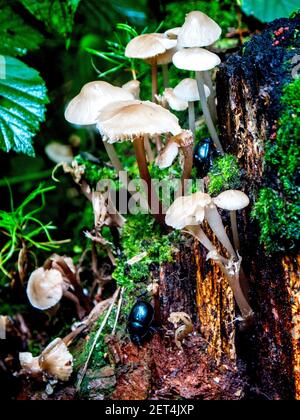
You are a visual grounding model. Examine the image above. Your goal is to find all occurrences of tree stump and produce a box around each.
[217,14,300,400]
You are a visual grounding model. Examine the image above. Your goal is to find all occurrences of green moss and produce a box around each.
[207,154,242,195]
[253,78,300,253]
[113,214,181,292]
[75,155,119,189]
[252,188,299,254]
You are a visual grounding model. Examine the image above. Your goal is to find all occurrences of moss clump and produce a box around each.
[207,154,242,195]
[252,188,299,254]
[113,215,180,292]
[75,155,119,189]
[253,78,300,253]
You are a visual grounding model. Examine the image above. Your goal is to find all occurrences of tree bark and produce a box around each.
[216,16,300,400]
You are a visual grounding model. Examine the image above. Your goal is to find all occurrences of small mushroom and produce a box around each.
[20,338,73,382]
[177,11,222,48]
[122,80,141,99]
[125,34,177,101]
[166,192,253,319]
[213,190,250,252]
[97,100,182,226]
[163,88,188,112]
[65,81,135,173]
[45,142,73,164]
[165,27,181,40]
[173,48,223,155]
[174,78,210,135]
[26,267,66,311]
[65,81,134,126]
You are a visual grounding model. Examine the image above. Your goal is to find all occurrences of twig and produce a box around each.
[76,288,120,392]
[112,287,125,336]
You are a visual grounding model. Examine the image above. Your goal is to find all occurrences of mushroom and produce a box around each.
[173,47,224,155]
[165,27,181,40]
[177,9,221,111]
[165,192,253,319]
[65,81,135,173]
[97,100,182,225]
[163,88,188,112]
[156,130,194,193]
[173,78,210,135]
[45,142,73,164]
[19,338,73,382]
[156,46,178,88]
[125,34,177,101]
[213,190,250,252]
[177,11,222,48]
[26,267,67,311]
[122,80,141,99]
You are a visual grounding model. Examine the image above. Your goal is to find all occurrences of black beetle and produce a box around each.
[194,138,218,178]
[127,300,155,346]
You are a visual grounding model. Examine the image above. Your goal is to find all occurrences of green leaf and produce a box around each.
[19,0,81,39]
[0,56,48,156]
[242,0,299,22]
[0,4,44,57]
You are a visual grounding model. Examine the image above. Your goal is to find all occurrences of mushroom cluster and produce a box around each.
[166,189,253,320]
[20,338,73,382]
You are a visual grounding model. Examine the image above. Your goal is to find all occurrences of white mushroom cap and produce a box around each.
[213,190,250,211]
[27,267,65,311]
[19,353,41,377]
[97,100,182,143]
[45,142,73,164]
[125,34,177,60]
[156,47,178,65]
[122,80,141,99]
[174,78,210,102]
[20,338,73,382]
[65,81,134,126]
[165,27,182,40]
[178,11,222,48]
[39,338,73,382]
[173,48,221,72]
[163,88,188,111]
[156,140,179,169]
[166,192,212,229]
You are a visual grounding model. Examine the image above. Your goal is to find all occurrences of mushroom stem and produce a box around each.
[195,71,224,155]
[205,204,237,259]
[162,64,169,88]
[184,225,216,252]
[230,210,240,251]
[188,101,196,135]
[133,137,165,226]
[203,70,218,122]
[180,143,194,194]
[144,136,155,163]
[151,62,158,102]
[103,141,123,173]
[217,260,253,320]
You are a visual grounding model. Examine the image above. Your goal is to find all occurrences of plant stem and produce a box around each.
[188,101,196,135]
[162,64,169,88]
[196,71,224,155]
[230,210,240,251]
[103,141,123,172]
[205,204,237,258]
[203,70,218,122]
[151,61,158,102]
[133,137,165,226]
[144,136,155,163]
